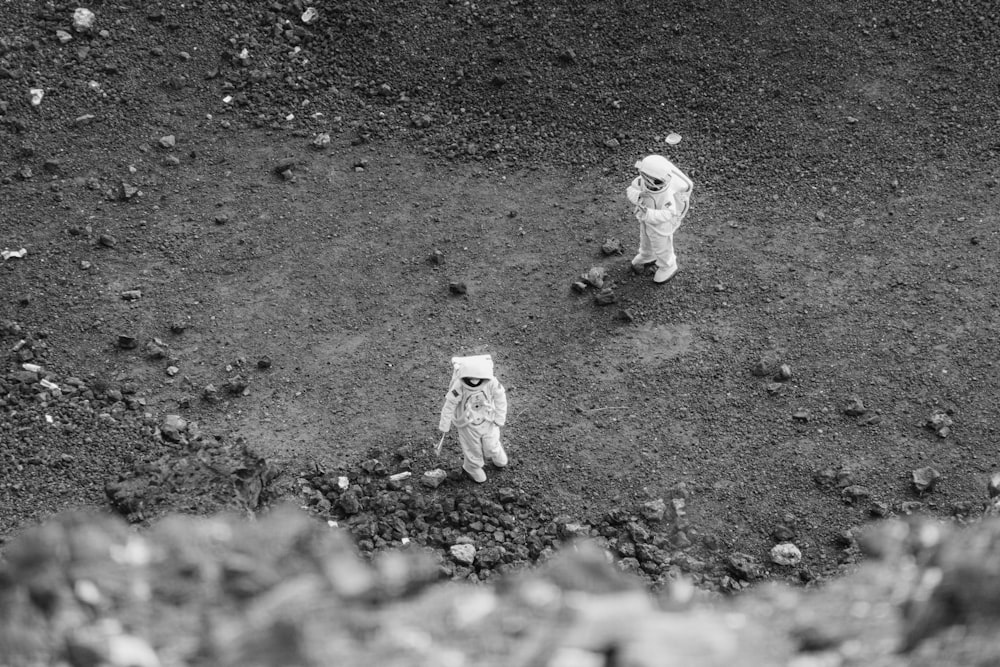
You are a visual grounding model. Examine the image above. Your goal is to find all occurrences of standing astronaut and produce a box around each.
[626,154,694,284]
[437,354,509,483]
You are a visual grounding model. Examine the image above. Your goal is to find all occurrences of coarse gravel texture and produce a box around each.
[2,0,1000,597]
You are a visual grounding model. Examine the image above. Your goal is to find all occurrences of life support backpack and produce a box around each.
[667,162,694,220]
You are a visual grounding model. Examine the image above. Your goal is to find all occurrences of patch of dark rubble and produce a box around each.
[0,319,282,541]
[294,447,1000,594]
[299,455,711,589]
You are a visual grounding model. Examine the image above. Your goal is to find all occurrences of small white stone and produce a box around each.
[73,8,97,32]
[770,542,802,566]
[450,543,476,565]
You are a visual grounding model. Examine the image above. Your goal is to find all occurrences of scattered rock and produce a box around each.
[450,543,476,565]
[1,319,22,336]
[159,135,176,148]
[116,182,139,200]
[725,552,763,581]
[145,341,166,359]
[769,542,802,566]
[751,354,780,377]
[771,524,796,542]
[870,501,891,518]
[421,469,447,489]
[816,468,853,494]
[104,477,147,520]
[593,288,616,305]
[273,158,296,175]
[73,7,97,32]
[638,499,666,522]
[841,485,871,505]
[844,396,867,416]
[925,410,953,438]
[160,414,187,442]
[116,335,138,350]
[225,375,249,395]
[411,114,433,129]
[557,48,577,64]
[580,266,607,289]
[911,467,941,495]
[600,238,623,256]
[339,489,362,515]
[448,281,467,295]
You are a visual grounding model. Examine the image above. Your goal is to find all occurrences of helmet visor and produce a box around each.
[640,171,669,192]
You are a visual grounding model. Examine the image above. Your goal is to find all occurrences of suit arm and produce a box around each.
[492,382,508,426]
[439,390,459,432]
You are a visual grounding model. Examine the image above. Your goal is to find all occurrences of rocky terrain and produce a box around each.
[3,504,1000,666]
[2,0,1000,663]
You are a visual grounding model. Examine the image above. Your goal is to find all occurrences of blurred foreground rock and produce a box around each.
[2,507,1000,666]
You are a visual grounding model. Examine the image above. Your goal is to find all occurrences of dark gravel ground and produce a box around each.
[2,0,1000,594]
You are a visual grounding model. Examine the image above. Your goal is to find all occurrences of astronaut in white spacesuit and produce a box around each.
[626,154,693,284]
[438,354,509,483]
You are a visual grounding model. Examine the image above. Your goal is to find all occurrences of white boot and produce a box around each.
[653,265,678,283]
[463,461,487,483]
[631,254,654,269]
[491,444,508,468]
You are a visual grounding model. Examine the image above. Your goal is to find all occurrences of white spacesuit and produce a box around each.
[438,355,508,483]
[626,154,693,283]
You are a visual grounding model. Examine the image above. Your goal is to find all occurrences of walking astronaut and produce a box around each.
[626,154,693,284]
[437,354,509,483]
